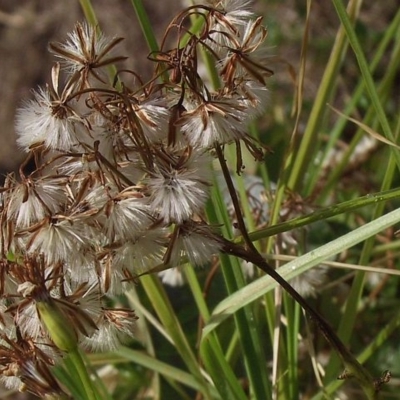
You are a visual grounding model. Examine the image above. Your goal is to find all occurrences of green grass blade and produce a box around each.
[287,0,362,192]
[312,7,400,200]
[283,294,300,399]
[324,109,400,382]
[200,337,248,400]
[125,287,161,399]
[52,361,86,400]
[184,261,249,400]
[205,177,272,400]
[249,187,400,242]
[332,0,400,170]
[129,0,159,53]
[140,274,213,399]
[110,347,219,396]
[203,207,400,337]
[311,310,400,399]
[78,0,99,26]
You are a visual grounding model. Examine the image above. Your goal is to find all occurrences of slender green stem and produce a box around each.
[106,347,218,396]
[287,0,362,192]
[78,0,99,26]
[212,147,272,399]
[199,43,221,90]
[325,107,400,381]
[200,337,247,400]
[313,7,400,200]
[311,309,400,399]
[249,186,400,242]
[78,0,119,85]
[203,207,400,334]
[140,274,213,399]
[332,0,399,170]
[68,348,97,400]
[184,264,211,322]
[221,239,379,399]
[283,294,300,399]
[129,0,159,53]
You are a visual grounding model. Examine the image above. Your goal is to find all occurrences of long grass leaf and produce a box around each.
[287,0,362,192]
[203,207,400,337]
[206,176,272,399]
[332,0,400,170]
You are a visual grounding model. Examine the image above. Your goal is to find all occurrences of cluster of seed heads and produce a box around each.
[0,0,272,396]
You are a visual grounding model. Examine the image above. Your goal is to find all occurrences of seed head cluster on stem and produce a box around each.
[0,0,273,396]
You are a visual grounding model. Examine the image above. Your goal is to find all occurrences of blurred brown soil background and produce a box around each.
[0,0,398,180]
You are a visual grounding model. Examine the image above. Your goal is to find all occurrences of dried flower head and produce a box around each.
[147,148,211,224]
[1,0,275,395]
[15,85,80,152]
[49,22,126,87]
[0,333,65,398]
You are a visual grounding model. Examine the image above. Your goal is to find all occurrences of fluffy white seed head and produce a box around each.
[148,150,211,223]
[15,87,79,152]
[179,100,248,148]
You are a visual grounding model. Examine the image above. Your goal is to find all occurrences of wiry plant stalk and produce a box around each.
[215,143,388,399]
